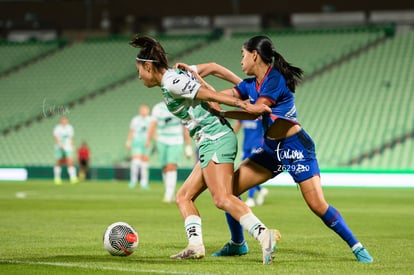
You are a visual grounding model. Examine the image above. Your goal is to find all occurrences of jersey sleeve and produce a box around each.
[189,65,198,73]
[235,79,252,100]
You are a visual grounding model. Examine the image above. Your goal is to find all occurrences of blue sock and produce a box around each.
[225,196,245,244]
[321,205,359,248]
[248,188,255,199]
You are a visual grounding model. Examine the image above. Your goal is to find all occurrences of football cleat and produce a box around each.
[256,188,269,206]
[128,181,137,189]
[353,246,374,263]
[212,241,249,256]
[170,245,205,259]
[260,229,281,265]
[245,198,256,207]
[162,196,175,204]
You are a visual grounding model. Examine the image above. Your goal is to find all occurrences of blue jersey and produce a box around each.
[235,66,299,132]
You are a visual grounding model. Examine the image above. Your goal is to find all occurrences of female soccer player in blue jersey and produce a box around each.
[129,35,280,264]
[176,35,373,263]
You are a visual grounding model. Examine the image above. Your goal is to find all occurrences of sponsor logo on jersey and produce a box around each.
[275,142,304,162]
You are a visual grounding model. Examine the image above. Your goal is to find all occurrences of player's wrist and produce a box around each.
[219,110,226,117]
[185,144,193,157]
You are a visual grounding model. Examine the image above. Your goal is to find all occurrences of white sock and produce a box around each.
[130,159,140,183]
[185,215,203,246]
[164,170,177,199]
[351,242,363,251]
[54,166,61,179]
[68,166,77,179]
[140,161,149,187]
[240,213,268,242]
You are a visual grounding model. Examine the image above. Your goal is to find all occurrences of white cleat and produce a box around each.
[256,188,269,206]
[245,198,256,207]
[170,245,205,259]
[260,229,281,265]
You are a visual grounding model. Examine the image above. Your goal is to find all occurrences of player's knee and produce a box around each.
[308,200,329,217]
[175,190,185,205]
[211,195,228,210]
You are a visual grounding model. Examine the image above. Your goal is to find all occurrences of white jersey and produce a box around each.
[53,124,74,151]
[151,102,184,145]
[130,115,152,142]
[161,68,232,146]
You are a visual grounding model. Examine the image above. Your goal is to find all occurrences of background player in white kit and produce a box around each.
[146,102,193,203]
[126,104,152,189]
[53,116,78,184]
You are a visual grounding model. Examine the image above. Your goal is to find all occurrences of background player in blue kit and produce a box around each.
[233,119,269,207]
[178,35,373,263]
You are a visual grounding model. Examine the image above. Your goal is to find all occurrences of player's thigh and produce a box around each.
[202,161,234,197]
[234,159,273,196]
[177,162,207,201]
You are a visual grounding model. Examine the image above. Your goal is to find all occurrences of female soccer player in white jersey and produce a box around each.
[146,101,193,203]
[126,104,151,189]
[129,34,279,265]
[176,35,373,263]
[53,116,78,184]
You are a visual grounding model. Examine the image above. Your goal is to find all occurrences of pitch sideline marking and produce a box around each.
[0,259,216,275]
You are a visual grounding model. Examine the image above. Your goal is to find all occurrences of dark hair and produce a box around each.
[243,35,303,92]
[129,34,168,70]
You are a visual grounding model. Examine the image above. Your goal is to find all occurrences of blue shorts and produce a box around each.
[249,129,320,183]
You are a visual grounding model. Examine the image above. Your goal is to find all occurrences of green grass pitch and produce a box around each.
[0,179,413,274]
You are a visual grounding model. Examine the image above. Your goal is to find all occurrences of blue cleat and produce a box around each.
[353,246,374,263]
[212,241,249,257]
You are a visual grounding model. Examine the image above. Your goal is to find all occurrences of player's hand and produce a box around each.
[207,102,221,116]
[173,62,191,72]
[185,145,193,158]
[243,100,271,115]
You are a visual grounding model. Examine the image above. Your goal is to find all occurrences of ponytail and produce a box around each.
[244,35,303,93]
[129,34,169,70]
[272,50,303,93]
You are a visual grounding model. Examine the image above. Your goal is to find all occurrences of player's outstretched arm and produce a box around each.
[175,62,242,85]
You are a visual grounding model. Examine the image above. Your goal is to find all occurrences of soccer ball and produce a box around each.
[103,222,139,256]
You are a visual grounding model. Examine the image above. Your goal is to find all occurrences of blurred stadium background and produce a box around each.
[0,0,413,183]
